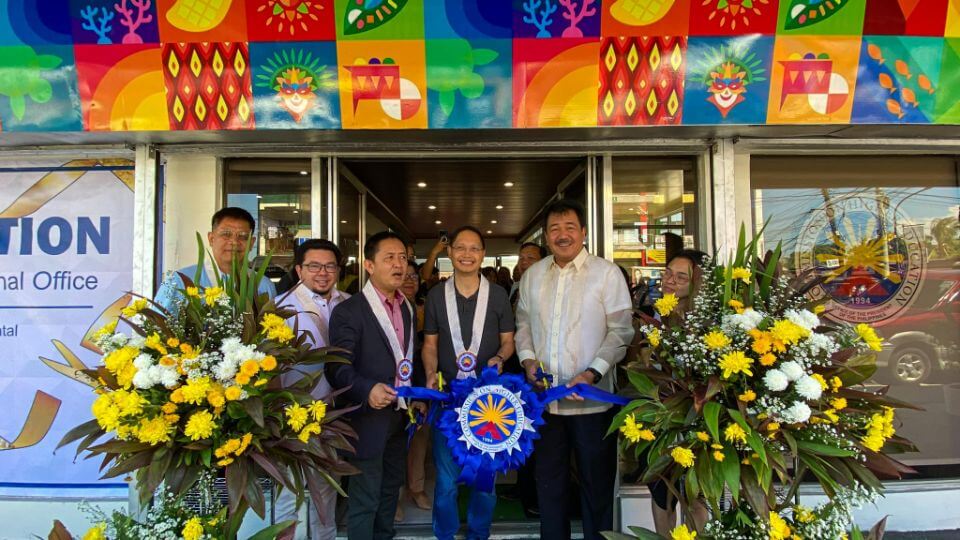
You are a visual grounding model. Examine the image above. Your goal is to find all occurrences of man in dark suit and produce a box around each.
[327,231,423,540]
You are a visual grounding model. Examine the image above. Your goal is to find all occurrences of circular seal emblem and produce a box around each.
[458,384,526,456]
[396,359,414,383]
[457,351,478,373]
[796,194,925,324]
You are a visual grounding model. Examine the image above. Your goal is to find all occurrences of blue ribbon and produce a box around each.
[394,367,628,492]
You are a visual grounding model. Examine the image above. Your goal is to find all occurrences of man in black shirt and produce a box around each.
[422,226,515,540]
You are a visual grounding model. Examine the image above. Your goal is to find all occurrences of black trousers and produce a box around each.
[533,408,618,540]
[346,411,408,540]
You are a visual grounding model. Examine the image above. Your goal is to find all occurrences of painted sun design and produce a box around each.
[258,0,324,36]
[469,394,517,441]
[702,0,771,30]
[815,215,905,285]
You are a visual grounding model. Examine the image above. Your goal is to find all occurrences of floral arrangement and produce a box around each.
[57,236,357,538]
[609,228,919,539]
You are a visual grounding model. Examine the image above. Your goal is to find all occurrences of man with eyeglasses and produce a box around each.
[275,238,348,540]
[155,207,276,312]
[422,225,515,540]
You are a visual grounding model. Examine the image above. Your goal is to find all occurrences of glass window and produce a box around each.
[337,175,361,295]
[752,155,960,470]
[224,159,312,285]
[611,157,701,305]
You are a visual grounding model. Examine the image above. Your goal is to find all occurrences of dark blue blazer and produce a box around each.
[326,291,415,460]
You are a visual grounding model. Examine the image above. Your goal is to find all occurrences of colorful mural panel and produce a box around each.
[684,35,773,124]
[162,42,255,129]
[336,40,427,128]
[513,38,599,127]
[689,0,780,36]
[334,0,423,40]
[0,45,83,131]
[243,0,336,41]
[74,44,169,130]
[426,0,512,39]
[934,38,960,123]
[426,39,512,128]
[851,37,942,124]
[766,36,860,124]
[513,0,601,39]
[0,0,74,45]
[250,41,340,128]
[69,0,160,45]
[155,0,248,42]
[601,0,691,37]
[862,0,949,36]
[776,0,866,35]
[599,36,686,125]
[948,0,960,37]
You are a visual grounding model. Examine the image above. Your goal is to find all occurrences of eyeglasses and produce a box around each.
[301,262,339,274]
[214,229,251,242]
[451,245,483,254]
[663,268,690,284]
[403,273,419,281]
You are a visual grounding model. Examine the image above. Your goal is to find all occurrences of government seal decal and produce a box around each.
[796,194,925,324]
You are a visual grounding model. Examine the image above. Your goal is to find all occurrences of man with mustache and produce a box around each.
[326,231,425,540]
[422,226,515,540]
[515,200,634,540]
[155,207,276,312]
[275,239,348,540]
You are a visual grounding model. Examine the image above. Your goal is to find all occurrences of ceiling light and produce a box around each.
[503,182,514,187]
[299,170,308,175]
[628,207,634,211]
[417,182,427,188]
[486,230,493,234]
[490,220,497,224]
[496,205,503,210]
[292,210,299,214]
[340,220,347,224]
[435,220,442,224]
[428,205,436,210]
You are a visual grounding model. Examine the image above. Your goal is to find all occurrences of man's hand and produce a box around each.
[425,371,438,390]
[368,383,398,409]
[565,370,597,401]
[487,356,504,373]
[411,401,428,419]
[429,239,447,258]
[522,358,545,389]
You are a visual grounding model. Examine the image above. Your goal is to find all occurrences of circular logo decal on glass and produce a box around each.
[397,359,413,382]
[796,194,925,324]
[457,351,478,373]
[459,385,525,456]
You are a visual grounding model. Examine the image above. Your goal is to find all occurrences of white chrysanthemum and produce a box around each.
[213,359,238,382]
[764,369,789,392]
[159,367,180,388]
[795,375,823,400]
[780,360,805,382]
[781,401,812,424]
[132,369,156,389]
[127,334,146,349]
[722,308,764,332]
[133,353,154,371]
[786,309,820,333]
[806,332,836,356]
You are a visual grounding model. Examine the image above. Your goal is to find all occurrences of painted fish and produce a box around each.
[895,59,912,79]
[886,98,905,119]
[867,43,885,65]
[901,87,918,108]
[878,73,896,94]
[918,74,935,94]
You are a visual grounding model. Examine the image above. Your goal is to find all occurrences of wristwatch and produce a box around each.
[586,367,603,384]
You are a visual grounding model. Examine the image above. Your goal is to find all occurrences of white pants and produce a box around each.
[275,477,339,540]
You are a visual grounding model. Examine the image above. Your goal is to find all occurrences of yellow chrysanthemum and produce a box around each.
[823,409,840,423]
[768,512,792,540]
[185,286,200,298]
[670,524,697,540]
[82,523,107,540]
[224,385,242,401]
[638,429,655,441]
[767,422,780,432]
[92,320,118,341]
[235,372,252,386]
[217,457,234,467]
[180,377,212,405]
[180,343,197,358]
[654,293,679,317]
[811,373,828,391]
[724,423,747,445]
[184,410,215,441]
[310,400,327,422]
[759,353,777,367]
[237,433,253,455]
[170,388,185,403]
[855,323,883,351]
[260,313,285,331]
[136,415,173,445]
[619,414,645,444]
[738,389,757,403]
[182,516,204,540]
[830,376,843,392]
[731,267,752,284]
[254,378,268,387]
[696,431,710,442]
[144,333,168,355]
[769,319,808,346]
[794,505,815,524]
[203,287,224,305]
[120,298,148,318]
[103,346,140,388]
[159,356,177,368]
[670,446,695,468]
[207,388,226,408]
[286,403,309,431]
[298,422,322,443]
[647,327,661,348]
[713,450,725,462]
[215,438,241,458]
[260,355,278,371]
[751,332,773,355]
[161,402,178,414]
[267,324,295,343]
[831,397,848,410]
[704,330,731,351]
[240,360,261,377]
[91,393,121,431]
[728,299,745,314]
[165,337,180,348]
[718,351,753,379]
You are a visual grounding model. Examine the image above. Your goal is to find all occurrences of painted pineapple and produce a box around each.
[165,0,232,32]
[609,0,677,26]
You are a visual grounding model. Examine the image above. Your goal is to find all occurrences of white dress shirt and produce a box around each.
[278,283,350,398]
[515,247,634,415]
